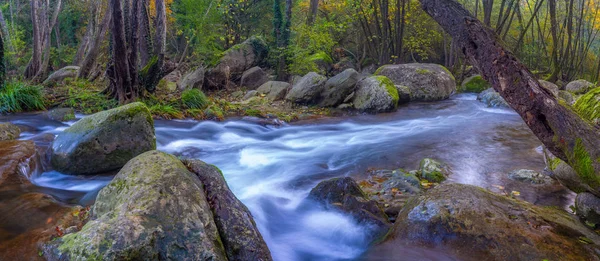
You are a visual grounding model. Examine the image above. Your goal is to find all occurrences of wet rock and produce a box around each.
[43,66,80,85]
[0,140,37,187]
[51,102,156,175]
[477,88,510,108]
[375,63,456,101]
[367,183,600,261]
[318,68,360,107]
[285,72,327,104]
[460,75,490,93]
[243,90,259,100]
[566,79,595,94]
[576,192,600,228]
[240,66,269,90]
[307,177,391,239]
[256,81,290,101]
[46,151,228,260]
[418,158,449,183]
[0,122,21,141]
[46,108,75,122]
[178,66,205,91]
[539,80,560,97]
[184,159,273,261]
[352,76,399,113]
[508,169,553,185]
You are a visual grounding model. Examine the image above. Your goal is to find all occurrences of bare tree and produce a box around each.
[24,0,62,82]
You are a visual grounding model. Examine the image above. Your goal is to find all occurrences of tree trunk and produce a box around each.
[547,0,560,82]
[482,0,492,26]
[307,0,318,26]
[78,6,111,79]
[24,0,42,79]
[109,0,133,103]
[419,0,600,192]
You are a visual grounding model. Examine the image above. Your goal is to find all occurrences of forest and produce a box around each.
[2,0,600,260]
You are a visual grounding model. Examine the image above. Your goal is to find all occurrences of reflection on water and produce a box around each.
[0,94,574,261]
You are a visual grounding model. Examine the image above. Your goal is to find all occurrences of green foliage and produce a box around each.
[181,89,209,109]
[62,81,118,114]
[286,22,345,75]
[0,81,45,113]
[461,75,491,93]
[149,104,184,119]
[574,87,600,123]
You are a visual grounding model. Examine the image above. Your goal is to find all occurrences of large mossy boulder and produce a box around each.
[307,177,391,239]
[285,72,327,104]
[51,102,156,175]
[46,151,229,260]
[366,183,600,261]
[566,79,595,95]
[460,75,489,93]
[43,66,80,85]
[574,87,600,125]
[477,88,510,108]
[352,76,399,113]
[318,68,360,107]
[0,140,36,187]
[256,81,290,101]
[184,159,272,261]
[375,63,456,101]
[205,36,269,89]
[0,122,21,141]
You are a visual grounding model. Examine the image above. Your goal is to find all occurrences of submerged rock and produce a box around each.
[508,169,553,185]
[460,75,489,93]
[318,68,360,107]
[0,122,21,141]
[418,158,449,183]
[576,192,600,228]
[566,79,595,94]
[285,72,327,104]
[307,177,391,239]
[47,108,75,122]
[51,102,156,175]
[375,63,456,101]
[366,183,600,261]
[352,76,399,113]
[477,88,510,108]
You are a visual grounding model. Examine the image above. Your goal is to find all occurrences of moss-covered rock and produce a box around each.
[352,76,399,113]
[375,63,456,101]
[559,90,575,105]
[508,169,553,185]
[418,158,448,183]
[460,75,490,93]
[0,122,21,141]
[51,102,156,175]
[47,107,76,122]
[45,151,228,260]
[365,183,600,260]
[574,87,600,125]
[285,72,327,104]
[566,79,595,95]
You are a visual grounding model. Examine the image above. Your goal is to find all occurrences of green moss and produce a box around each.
[461,75,490,93]
[374,65,386,75]
[548,157,562,171]
[244,108,263,117]
[573,87,600,123]
[440,65,455,81]
[416,68,432,75]
[148,104,184,119]
[567,138,600,189]
[373,76,399,107]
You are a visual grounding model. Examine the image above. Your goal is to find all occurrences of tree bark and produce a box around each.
[419,0,600,192]
[109,0,133,103]
[307,0,318,26]
[78,6,111,79]
[547,0,560,82]
[24,0,42,79]
[482,0,492,26]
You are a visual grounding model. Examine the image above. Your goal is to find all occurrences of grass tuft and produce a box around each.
[181,89,209,110]
[0,81,46,113]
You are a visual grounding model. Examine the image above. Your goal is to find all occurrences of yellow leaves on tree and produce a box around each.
[149,0,176,24]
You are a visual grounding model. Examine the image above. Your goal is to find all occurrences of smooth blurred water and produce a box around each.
[1,94,575,260]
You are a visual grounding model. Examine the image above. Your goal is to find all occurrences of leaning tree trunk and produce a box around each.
[419,0,600,192]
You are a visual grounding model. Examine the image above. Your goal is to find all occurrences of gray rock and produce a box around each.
[419,158,449,183]
[184,159,273,261]
[43,66,80,85]
[566,79,595,94]
[46,151,228,260]
[460,75,490,93]
[285,72,327,104]
[0,123,21,141]
[539,80,559,97]
[375,63,456,101]
[256,81,290,101]
[178,66,205,91]
[243,90,258,100]
[51,102,156,175]
[576,192,600,227]
[47,108,75,122]
[318,69,360,107]
[477,88,510,108]
[558,90,575,105]
[240,66,269,90]
[352,76,399,113]
[395,85,411,104]
[508,169,553,185]
[366,183,600,261]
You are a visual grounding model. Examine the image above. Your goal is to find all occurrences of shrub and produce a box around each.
[181,89,209,109]
[0,81,45,113]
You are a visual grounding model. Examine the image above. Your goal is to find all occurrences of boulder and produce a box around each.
[240,67,269,90]
[285,72,327,104]
[395,85,411,104]
[539,80,559,97]
[46,151,229,260]
[566,79,595,94]
[307,177,391,239]
[43,66,80,85]
[366,183,600,261]
[243,90,258,100]
[375,63,456,101]
[352,76,399,113]
[318,68,360,107]
[47,108,75,122]
[0,123,21,141]
[51,102,155,175]
[205,36,269,89]
[576,192,600,228]
[418,158,449,183]
[184,159,273,261]
[508,169,553,185]
[0,140,37,187]
[460,75,490,93]
[178,66,205,91]
[559,90,575,105]
[256,81,290,101]
[477,88,510,108]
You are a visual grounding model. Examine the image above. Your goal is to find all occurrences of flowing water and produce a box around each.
[1,94,575,261]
